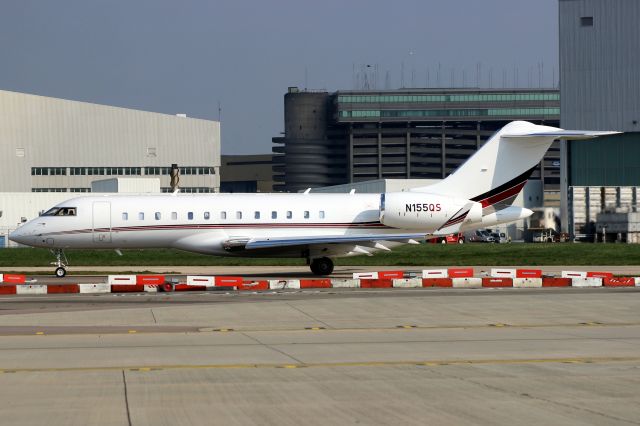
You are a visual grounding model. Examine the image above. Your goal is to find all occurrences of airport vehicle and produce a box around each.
[9,121,618,277]
[428,233,465,244]
[467,229,495,243]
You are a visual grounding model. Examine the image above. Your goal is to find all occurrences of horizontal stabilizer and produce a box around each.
[503,130,620,140]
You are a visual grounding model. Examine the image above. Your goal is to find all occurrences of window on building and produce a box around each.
[286,211,292,219]
[155,212,161,220]
[204,211,210,220]
[221,211,227,219]
[580,16,593,27]
[236,211,242,219]
[254,211,260,219]
[304,211,310,219]
[271,211,277,219]
[171,212,177,220]
[122,212,128,221]
[187,212,194,220]
[319,210,325,219]
[138,212,144,220]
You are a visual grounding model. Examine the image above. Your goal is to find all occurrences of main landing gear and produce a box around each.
[309,257,334,276]
[50,249,68,278]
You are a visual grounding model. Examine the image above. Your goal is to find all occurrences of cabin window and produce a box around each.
[272,211,277,219]
[155,212,161,220]
[188,212,194,220]
[204,211,210,220]
[171,212,177,220]
[122,212,128,220]
[236,211,242,219]
[221,211,227,219]
[254,211,260,219]
[304,211,309,219]
[138,212,144,220]
[319,210,325,219]
[286,211,292,219]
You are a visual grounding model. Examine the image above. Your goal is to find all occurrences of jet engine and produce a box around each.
[380,192,482,232]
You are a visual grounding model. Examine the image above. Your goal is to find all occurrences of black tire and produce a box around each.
[310,257,334,276]
[55,267,66,278]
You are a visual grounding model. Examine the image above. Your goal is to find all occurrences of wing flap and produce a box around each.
[243,233,426,250]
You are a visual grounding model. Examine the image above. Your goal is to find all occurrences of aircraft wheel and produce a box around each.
[55,267,66,278]
[458,238,464,244]
[310,257,334,276]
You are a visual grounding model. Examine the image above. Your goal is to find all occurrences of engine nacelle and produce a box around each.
[380,192,482,231]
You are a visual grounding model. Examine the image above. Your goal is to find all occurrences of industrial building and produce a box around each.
[559,0,640,241]
[0,89,220,194]
[220,154,274,193]
[273,87,560,204]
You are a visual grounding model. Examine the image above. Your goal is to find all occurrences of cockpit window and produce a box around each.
[42,207,77,216]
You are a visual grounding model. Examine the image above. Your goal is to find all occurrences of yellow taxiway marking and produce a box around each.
[128,330,137,334]
[0,356,639,374]
[35,332,45,335]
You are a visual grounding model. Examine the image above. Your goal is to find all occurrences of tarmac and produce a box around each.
[0,283,639,425]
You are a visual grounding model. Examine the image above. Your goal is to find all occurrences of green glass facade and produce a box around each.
[338,93,559,103]
[570,133,640,186]
[340,108,560,119]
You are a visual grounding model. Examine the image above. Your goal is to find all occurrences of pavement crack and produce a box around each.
[121,370,133,426]
[150,308,157,324]
[241,332,305,365]
[285,302,332,329]
[429,368,639,425]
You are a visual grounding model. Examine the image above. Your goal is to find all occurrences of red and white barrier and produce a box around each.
[107,275,136,285]
[353,270,404,280]
[490,268,516,278]
[421,269,448,279]
[79,283,111,294]
[516,269,543,278]
[187,276,214,287]
[16,284,47,295]
[422,278,453,287]
[136,275,165,285]
[452,277,482,288]
[603,277,635,287]
[482,278,513,287]
[268,279,300,289]
[561,271,587,279]
[2,274,26,284]
[330,279,360,288]
[635,277,640,287]
[513,278,542,288]
[570,277,603,287]
[586,271,613,279]
[448,268,474,278]
[392,278,422,288]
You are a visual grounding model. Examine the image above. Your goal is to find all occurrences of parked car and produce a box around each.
[466,229,495,243]
[491,231,508,243]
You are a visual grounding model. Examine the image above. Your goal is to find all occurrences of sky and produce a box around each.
[0,0,558,154]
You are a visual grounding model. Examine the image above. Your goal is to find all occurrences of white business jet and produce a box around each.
[9,121,618,277]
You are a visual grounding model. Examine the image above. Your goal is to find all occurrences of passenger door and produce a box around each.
[92,201,112,243]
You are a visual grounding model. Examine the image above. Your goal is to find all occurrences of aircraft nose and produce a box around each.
[9,225,33,245]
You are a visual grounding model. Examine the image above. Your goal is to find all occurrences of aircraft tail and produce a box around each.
[410,120,619,212]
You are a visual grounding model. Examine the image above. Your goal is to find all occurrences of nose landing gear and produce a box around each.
[309,257,334,276]
[50,249,68,278]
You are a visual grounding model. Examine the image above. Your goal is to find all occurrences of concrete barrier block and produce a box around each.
[238,280,270,291]
[79,283,111,294]
[330,279,360,288]
[144,285,159,293]
[187,276,214,286]
[422,278,452,287]
[16,284,47,295]
[482,278,513,287]
[0,274,3,283]
[448,268,474,278]
[392,278,422,288]
[136,275,165,285]
[377,270,405,279]
[107,275,136,285]
[268,279,300,290]
[490,268,516,278]
[300,279,332,289]
[2,274,26,284]
[452,277,482,288]
[421,269,448,278]
[513,278,542,288]
[562,271,587,279]
[353,272,378,279]
[215,276,243,286]
[516,269,543,278]
[571,277,603,287]
[635,277,640,287]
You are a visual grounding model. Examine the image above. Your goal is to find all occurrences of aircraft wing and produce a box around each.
[243,233,426,250]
